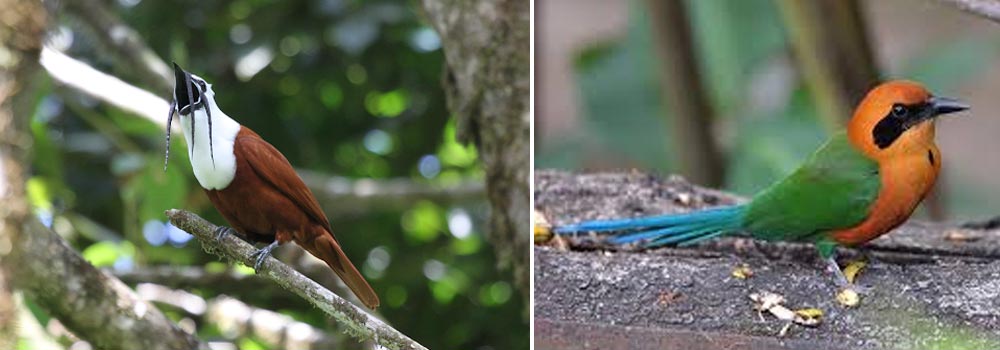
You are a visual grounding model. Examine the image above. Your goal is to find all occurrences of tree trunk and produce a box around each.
[1,3,205,349]
[776,0,880,130]
[0,1,48,347]
[646,0,725,187]
[419,0,531,301]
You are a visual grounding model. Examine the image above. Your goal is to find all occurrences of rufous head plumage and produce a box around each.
[847,80,968,159]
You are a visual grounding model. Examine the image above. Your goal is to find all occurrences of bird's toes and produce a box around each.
[249,249,268,272]
[213,226,231,240]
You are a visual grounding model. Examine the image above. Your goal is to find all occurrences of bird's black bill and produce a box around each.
[166,62,217,168]
[929,96,969,116]
[872,95,969,149]
[172,63,204,115]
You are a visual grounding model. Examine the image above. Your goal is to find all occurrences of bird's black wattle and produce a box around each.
[169,63,217,168]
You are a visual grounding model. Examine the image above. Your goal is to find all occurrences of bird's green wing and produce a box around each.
[742,131,881,243]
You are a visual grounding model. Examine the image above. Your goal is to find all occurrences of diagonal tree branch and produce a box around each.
[165,209,428,350]
[40,47,168,127]
[11,217,206,350]
[62,0,173,95]
[0,1,47,346]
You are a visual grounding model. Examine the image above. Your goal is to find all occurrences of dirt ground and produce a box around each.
[534,170,1000,350]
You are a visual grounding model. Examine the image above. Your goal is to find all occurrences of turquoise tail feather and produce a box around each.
[554,205,746,247]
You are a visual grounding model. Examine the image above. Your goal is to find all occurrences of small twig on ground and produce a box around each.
[165,209,428,350]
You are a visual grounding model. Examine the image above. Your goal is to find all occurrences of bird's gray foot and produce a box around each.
[214,226,234,240]
[250,241,280,272]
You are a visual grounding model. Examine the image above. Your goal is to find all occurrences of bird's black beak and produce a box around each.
[173,62,194,114]
[929,96,969,117]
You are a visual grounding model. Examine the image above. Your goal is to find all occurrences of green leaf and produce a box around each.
[401,201,443,242]
[25,177,53,211]
[365,89,409,118]
[134,154,189,224]
[82,241,123,267]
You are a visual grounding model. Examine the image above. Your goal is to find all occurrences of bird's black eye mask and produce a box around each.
[165,63,216,171]
[871,95,969,149]
[872,102,928,149]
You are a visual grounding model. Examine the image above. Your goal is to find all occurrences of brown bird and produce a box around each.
[165,63,379,309]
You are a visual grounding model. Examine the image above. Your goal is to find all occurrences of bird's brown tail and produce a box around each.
[304,233,379,309]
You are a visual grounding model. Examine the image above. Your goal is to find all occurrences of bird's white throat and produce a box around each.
[179,99,241,190]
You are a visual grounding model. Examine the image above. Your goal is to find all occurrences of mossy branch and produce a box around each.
[164,209,428,350]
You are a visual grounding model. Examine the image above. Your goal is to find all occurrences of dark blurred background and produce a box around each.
[29,0,525,349]
[536,0,1000,222]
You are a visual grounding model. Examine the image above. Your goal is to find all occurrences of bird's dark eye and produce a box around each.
[891,104,907,118]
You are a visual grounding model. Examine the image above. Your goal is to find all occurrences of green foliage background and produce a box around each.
[27,0,526,349]
[536,0,1000,221]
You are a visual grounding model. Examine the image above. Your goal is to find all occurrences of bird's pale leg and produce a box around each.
[824,256,852,288]
[250,241,280,271]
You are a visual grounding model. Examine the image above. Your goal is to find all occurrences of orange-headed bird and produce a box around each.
[556,80,969,288]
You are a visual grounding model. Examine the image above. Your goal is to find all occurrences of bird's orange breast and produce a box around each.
[832,124,941,245]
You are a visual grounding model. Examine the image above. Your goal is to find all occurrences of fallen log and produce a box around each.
[534,170,1000,350]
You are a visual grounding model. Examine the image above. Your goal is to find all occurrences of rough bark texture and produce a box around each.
[0,1,47,347]
[1,3,205,349]
[12,219,205,350]
[535,170,1000,350]
[420,0,531,299]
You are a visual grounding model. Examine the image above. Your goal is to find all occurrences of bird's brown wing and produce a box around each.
[234,128,332,231]
[233,128,379,308]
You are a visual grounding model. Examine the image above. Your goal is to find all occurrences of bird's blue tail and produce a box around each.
[554,205,747,247]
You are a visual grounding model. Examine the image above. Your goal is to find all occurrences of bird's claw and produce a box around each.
[249,241,279,273]
[251,250,267,271]
[214,226,233,240]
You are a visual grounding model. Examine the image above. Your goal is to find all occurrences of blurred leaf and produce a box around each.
[450,235,481,255]
[688,0,785,112]
[438,119,477,167]
[82,241,127,267]
[401,201,443,242]
[572,1,668,171]
[365,89,409,118]
[23,297,51,330]
[479,281,512,307]
[26,177,54,211]
[385,285,408,308]
[133,155,188,224]
[430,279,459,304]
[237,337,268,350]
[319,81,344,110]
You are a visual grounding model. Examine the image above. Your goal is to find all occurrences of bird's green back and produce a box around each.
[742,131,881,245]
